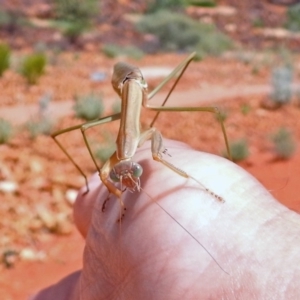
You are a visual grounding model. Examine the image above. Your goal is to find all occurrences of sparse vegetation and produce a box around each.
[26,119,53,139]
[0,9,26,33]
[187,0,216,7]
[136,11,232,56]
[225,139,249,162]
[271,127,296,159]
[53,0,99,43]
[285,3,300,32]
[111,100,121,114]
[54,0,98,23]
[146,0,185,13]
[102,44,119,58]
[102,44,144,60]
[93,131,116,163]
[252,16,265,28]
[73,93,104,121]
[95,144,116,163]
[270,66,293,105]
[62,20,88,43]
[240,104,251,115]
[0,118,13,144]
[50,19,89,44]
[0,43,10,76]
[20,53,47,84]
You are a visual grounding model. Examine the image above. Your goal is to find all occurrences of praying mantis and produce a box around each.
[52,52,231,214]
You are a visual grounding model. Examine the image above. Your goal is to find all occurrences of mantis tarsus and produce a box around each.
[52,52,231,274]
[52,52,230,208]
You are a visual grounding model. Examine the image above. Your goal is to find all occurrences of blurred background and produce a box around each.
[0,0,299,298]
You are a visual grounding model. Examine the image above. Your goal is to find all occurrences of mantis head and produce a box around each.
[109,161,143,192]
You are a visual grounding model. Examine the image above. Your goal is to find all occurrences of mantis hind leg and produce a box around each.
[146,104,232,161]
[145,52,231,160]
[148,52,196,127]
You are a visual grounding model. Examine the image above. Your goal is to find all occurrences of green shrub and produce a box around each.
[62,20,87,43]
[0,10,26,33]
[146,0,185,13]
[225,139,249,162]
[26,118,53,139]
[0,118,13,144]
[285,3,300,32]
[123,46,145,60]
[54,0,98,22]
[271,128,296,159]
[50,19,88,44]
[21,53,47,84]
[111,100,121,114]
[187,0,216,7]
[252,17,265,28]
[53,0,98,43]
[95,144,115,163]
[102,44,119,58]
[240,104,251,115]
[270,66,293,105]
[93,131,115,163]
[136,11,232,55]
[0,44,10,76]
[73,93,104,121]
[102,44,144,60]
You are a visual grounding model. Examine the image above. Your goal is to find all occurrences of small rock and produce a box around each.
[90,71,107,82]
[225,23,237,33]
[187,5,236,17]
[29,159,44,174]
[0,181,18,193]
[55,214,73,235]
[65,189,78,206]
[0,162,12,180]
[37,206,56,231]
[27,177,50,190]
[29,219,43,232]
[19,248,46,262]
[258,28,300,40]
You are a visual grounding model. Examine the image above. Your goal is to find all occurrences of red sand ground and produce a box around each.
[1,149,299,300]
[0,52,299,299]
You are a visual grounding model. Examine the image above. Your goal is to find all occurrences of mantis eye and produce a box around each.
[132,163,143,178]
[109,169,119,182]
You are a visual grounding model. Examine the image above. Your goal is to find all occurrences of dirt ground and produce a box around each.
[0,50,299,300]
[0,1,300,299]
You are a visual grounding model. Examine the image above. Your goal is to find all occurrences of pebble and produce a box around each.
[37,206,57,230]
[90,71,107,82]
[65,189,78,205]
[0,181,18,193]
[19,248,46,262]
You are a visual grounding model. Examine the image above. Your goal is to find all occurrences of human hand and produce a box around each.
[32,139,300,300]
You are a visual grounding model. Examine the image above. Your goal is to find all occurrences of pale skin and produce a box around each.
[31,140,300,300]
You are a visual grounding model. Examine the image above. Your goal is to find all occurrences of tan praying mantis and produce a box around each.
[52,52,231,274]
[52,52,231,214]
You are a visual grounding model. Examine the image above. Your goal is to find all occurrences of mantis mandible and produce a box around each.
[52,52,231,214]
